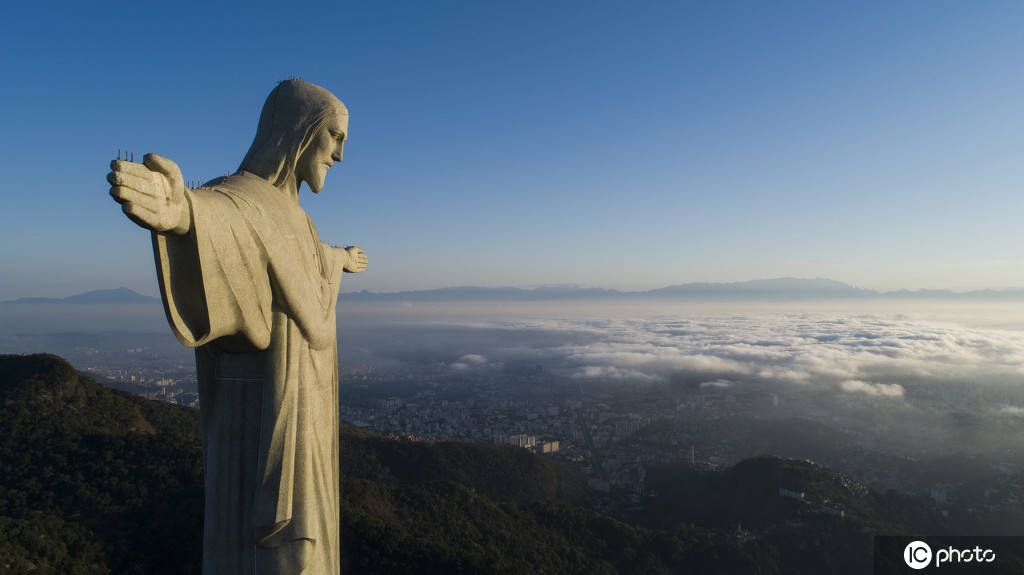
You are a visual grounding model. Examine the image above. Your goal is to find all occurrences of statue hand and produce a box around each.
[108,153,191,234]
[343,246,368,273]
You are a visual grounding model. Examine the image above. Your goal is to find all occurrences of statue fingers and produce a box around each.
[109,185,129,204]
[143,153,182,179]
[121,201,159,230]
[110,159,154,177]
[110,185,161,207]
[107,171,160,197]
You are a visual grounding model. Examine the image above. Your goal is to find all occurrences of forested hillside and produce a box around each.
[5,353,994,574]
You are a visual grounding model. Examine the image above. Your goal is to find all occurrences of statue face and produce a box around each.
[297,115,348,194]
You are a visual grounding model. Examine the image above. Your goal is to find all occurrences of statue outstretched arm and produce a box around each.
[108,154,192,235]
[329,245,367,273]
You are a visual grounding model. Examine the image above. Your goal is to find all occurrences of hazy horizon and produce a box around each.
[13,275,1024,303]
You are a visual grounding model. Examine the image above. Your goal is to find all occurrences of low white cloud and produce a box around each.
[994,405,1024,416]
[449,353,500,372]
[700,379,734,390]
[572,365,661,382]
[459,354,487,365]
[839,379,905,398]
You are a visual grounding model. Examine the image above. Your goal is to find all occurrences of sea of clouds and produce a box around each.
[342,302,1024,426]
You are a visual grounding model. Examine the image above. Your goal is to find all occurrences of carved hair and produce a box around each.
[238,79,348,188]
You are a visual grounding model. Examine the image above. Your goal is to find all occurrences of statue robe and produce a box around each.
[152,171,342,574]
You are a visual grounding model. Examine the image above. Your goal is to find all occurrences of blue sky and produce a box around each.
[2,1,1024,299]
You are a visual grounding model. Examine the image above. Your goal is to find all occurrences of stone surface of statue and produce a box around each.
[107,79,366,574]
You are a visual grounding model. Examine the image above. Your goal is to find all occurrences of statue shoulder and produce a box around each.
[201,172,276,195]
[197,172,289,209]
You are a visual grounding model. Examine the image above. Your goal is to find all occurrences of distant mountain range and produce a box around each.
[8,278,1024,304]
[340,277,1024,302]
[1,287,159,304]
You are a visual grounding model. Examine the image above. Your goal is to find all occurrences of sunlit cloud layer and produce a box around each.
[436,313,1024,402]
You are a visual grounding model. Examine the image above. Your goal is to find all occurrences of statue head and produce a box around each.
[239,79,349,193]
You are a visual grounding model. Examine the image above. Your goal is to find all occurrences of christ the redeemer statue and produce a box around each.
[107,79,366,574]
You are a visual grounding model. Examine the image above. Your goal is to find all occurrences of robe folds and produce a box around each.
[152,171,343,574]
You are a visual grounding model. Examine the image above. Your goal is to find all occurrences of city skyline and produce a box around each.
[4,2,1024,300]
